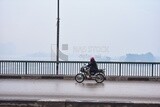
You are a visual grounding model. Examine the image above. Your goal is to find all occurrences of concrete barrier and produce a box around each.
[0,100,160,107]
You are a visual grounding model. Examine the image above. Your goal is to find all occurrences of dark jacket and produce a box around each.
[87,60,98,74]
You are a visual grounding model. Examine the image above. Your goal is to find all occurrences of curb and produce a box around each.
[0,75,160,81]
[0,99,160,107]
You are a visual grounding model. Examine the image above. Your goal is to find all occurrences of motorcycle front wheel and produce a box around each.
[75,73,85,83]
[95,74,105,83]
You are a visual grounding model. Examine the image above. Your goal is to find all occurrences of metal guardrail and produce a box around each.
[0,60,160,77]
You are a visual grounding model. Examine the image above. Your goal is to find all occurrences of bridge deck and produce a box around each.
[0,79,160,104]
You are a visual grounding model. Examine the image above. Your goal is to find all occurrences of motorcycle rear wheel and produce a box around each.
[75,73,85,83]
[95,73,105,83]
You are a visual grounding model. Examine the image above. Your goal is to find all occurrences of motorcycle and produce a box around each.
[75,64,106,83]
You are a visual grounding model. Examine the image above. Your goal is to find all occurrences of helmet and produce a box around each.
[90,57,95,62]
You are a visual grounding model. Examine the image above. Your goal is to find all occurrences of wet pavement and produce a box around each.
[0,79,160,103]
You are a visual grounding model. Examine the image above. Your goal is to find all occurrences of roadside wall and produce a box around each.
[0,100,160,107]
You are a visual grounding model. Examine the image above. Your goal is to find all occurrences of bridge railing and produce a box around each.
[0,60,160,77]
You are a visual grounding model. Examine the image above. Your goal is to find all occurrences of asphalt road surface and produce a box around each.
[0,79,160,103]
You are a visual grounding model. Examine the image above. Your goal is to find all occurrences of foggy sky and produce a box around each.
[0,0,160,58]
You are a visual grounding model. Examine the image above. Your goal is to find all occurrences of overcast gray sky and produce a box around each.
[0,0,160,59]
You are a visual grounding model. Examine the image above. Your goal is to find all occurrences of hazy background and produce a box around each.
[0,0,160,61]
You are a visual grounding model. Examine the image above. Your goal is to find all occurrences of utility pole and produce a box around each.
[56,0,60,75]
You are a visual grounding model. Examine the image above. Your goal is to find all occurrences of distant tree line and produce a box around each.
[125,52,155,62]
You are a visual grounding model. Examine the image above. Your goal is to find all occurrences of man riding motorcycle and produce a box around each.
[87,57,98,76]
[75,57,105,83]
